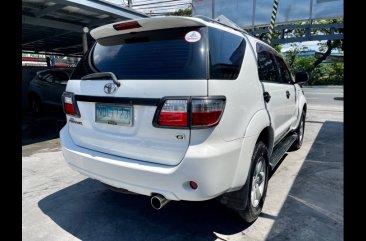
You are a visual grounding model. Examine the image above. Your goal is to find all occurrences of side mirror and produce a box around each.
[295,72,309,84]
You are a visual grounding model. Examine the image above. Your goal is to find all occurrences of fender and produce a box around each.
[292,88,307,130]
[28,90,43,103]
[243,109,271,138]
[229,109,272,190]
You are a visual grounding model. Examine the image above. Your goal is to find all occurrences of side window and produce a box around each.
[37,72,48,82]
[274,56,293,84]
[43,73,54,83]
[53,71,69,84]
[257,51,278,82]
[209,28,246,80]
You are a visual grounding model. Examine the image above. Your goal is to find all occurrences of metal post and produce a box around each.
[128,0,132,8]
[309,0,313,22]
[267,0,279,45]
[212,0,215,19]
[308,0,314,41]
[82,27,89,54]
[252,0,257,32]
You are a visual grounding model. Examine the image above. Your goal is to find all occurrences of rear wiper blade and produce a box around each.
[81,72,120,87]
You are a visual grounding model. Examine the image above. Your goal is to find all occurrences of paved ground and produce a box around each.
[22,86,343,241]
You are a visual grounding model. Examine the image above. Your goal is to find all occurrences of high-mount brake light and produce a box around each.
[113,21,141,31]
[155,97,225,128]
[62,92,80,117]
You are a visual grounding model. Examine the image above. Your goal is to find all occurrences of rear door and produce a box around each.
[273,55,297,127]
[256,43,294,143]
[66,27,208,166]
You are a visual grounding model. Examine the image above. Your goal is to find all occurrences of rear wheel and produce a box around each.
[237,141,269,222]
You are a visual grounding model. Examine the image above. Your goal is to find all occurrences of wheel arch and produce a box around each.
[229,110,274,191]
[28,91,41,102]
[298,94,307,116]
[219,129,272,213]
[257,126,274,158]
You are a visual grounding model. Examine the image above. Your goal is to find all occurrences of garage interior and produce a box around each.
[22,0,148,145]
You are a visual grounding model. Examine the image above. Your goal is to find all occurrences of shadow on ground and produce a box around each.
[265,121,343,241]
[36,120,343,241]
[22,108,66,146]
[38,179,249,241]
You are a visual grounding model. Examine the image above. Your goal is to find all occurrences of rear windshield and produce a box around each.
[71,26,246,80]
[72,27,207,80]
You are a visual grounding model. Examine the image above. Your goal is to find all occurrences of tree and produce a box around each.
[282,43,308,67]
[278,18,343,71]
[311,19,343,70]
[169,8,192,17]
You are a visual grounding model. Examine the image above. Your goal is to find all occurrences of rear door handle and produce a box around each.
[286,90,290,99]
[263,92,271,103]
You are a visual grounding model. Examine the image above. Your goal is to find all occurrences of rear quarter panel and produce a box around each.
[208,38,265,142]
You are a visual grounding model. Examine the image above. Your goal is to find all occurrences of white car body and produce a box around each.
[60,16,306,204]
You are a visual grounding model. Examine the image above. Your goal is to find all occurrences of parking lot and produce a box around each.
[22,86,343,241]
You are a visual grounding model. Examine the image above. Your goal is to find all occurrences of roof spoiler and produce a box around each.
[194,15,248,34]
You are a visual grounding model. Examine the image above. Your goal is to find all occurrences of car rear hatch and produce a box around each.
[65,18,209,166]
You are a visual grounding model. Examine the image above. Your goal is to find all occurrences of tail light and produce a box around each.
[62,92,80,117]
[113,21,141,31]
[191,99,225,127]
[158,100,188,127]
[154,97,225,129]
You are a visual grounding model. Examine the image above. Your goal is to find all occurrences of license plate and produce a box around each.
[95,103,133,126]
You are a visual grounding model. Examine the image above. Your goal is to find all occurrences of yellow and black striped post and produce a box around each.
[267,0,279,45]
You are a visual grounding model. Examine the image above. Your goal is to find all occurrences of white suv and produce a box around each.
[60,16,307,223]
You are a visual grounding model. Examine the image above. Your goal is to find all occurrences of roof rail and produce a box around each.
[194,15,248,35]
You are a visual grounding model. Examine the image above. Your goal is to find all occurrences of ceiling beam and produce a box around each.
[51,0,148,20]
[34,4,65,18]
[87,16,119,28]
[22,15,84,33]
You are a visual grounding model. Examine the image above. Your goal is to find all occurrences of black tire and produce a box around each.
[237,141,269,223]
[29,95,42,115]
[289,111,306,151]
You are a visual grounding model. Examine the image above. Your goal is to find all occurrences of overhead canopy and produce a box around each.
[193,0,343,28]
[22,0,148,56]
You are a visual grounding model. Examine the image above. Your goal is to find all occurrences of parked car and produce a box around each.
[60,16,308,223]
[28,68,73,114]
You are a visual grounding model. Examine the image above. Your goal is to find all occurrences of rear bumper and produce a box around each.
[60,125,248,201]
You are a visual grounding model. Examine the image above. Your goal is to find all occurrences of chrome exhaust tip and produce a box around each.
[151,194,170,210]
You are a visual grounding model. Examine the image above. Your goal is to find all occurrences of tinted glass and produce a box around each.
[274,56,292,84]
[257,51,278,82]
[209,28,246,79]
[44,73,54,83]
[52,71,69,82]
[72,27,207,80]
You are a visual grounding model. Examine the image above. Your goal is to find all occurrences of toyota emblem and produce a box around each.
[104,83,118,94]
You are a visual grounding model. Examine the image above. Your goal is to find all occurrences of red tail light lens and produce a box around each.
[113,21,141,31]
[191,99,225,127]
[158,100,188,127]
[154,97,225,128]
[62,92,80,117]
